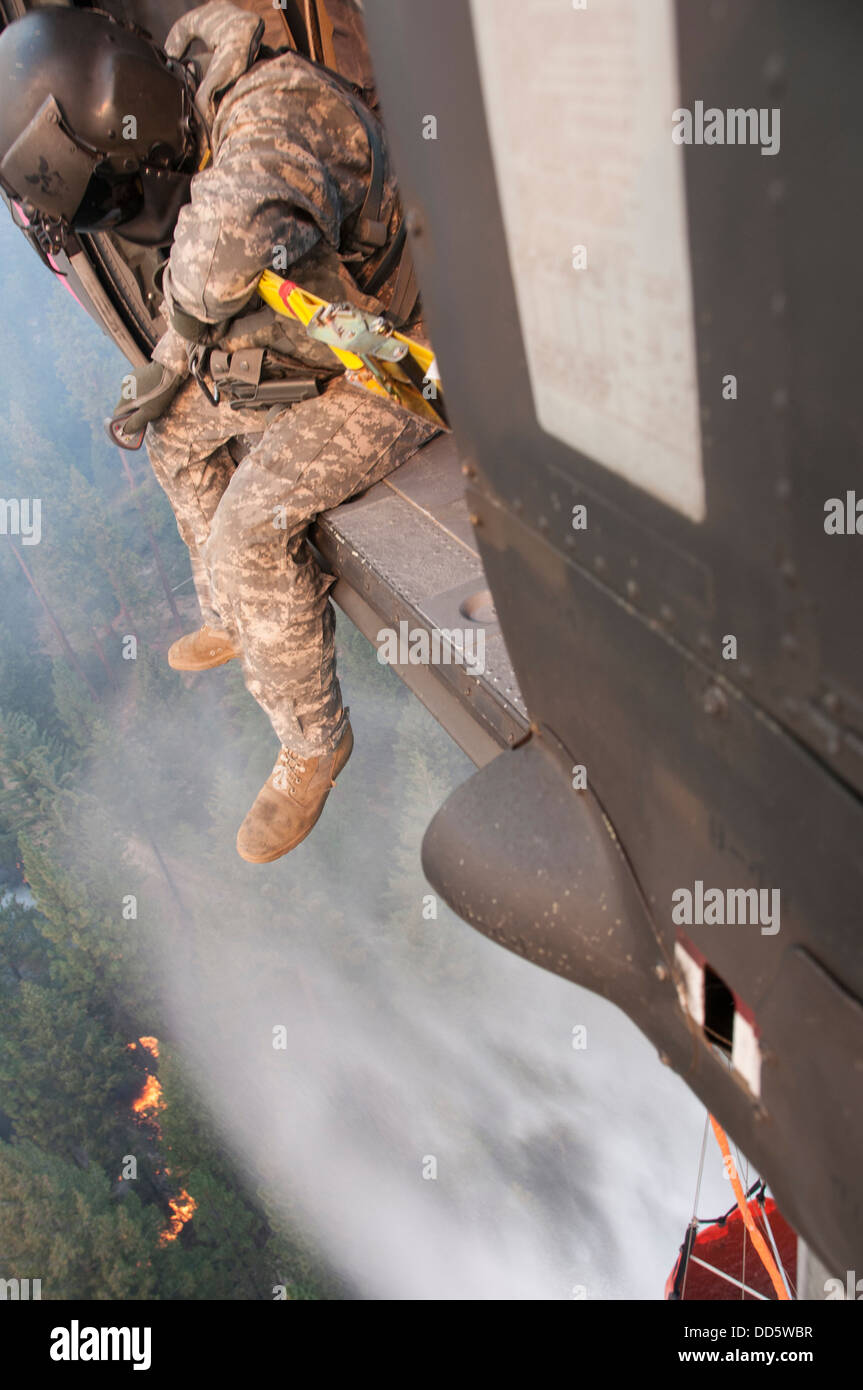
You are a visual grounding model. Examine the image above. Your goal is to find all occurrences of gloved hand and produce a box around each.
[105,362,182,450]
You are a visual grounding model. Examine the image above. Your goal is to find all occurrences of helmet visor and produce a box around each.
[73,168,145,233]
[0,94,95,221]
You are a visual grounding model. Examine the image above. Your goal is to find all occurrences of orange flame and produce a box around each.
[159,1189,197,1244]
[131,1072,165,1122]
[126,1036,197,1243]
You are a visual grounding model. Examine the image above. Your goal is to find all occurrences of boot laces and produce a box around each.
[272,746,308,792]
[200,625,230,655]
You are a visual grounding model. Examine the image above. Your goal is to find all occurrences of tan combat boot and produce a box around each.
[236,721,354,864]
[168,625,241,672]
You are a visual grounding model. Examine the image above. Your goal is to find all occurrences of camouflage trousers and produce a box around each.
[146,371,436,756]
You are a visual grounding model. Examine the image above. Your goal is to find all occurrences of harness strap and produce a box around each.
[313,63,420,321]
[387,241,419,327]
[352,117,387,248]
[362,216,406,296]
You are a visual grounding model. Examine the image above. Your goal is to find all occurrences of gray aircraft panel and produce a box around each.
[363,0,863,1273]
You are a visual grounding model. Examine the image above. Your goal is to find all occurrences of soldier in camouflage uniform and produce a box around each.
[0,2,437,862]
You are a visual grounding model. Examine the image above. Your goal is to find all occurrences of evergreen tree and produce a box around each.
[0,981,133,1162]
[0,1138,161,1300]
[0,895,51,990]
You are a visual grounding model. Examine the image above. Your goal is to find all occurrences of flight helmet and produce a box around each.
[0,7,201,246]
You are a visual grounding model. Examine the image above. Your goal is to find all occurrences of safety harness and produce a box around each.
[292,51,420,326]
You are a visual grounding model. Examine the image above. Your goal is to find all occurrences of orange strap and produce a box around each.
[709,1115,789,1300]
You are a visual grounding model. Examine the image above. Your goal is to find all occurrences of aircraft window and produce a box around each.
[703,964,735,1055]
[470,0,706,521]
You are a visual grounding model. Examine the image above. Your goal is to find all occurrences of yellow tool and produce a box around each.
[257,269,448,429]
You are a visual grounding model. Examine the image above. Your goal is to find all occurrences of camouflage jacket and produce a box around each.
[153,1,402,378]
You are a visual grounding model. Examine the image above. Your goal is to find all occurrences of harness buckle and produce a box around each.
[189,344,220,405]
